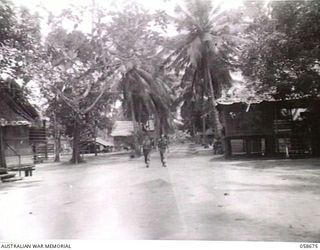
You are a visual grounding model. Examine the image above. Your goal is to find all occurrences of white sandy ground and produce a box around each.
[0,144,320,241]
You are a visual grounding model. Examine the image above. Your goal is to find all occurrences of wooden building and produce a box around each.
[110,121,136,151]
[218,98,320,158]
[80,137,114,154]
[0,82,40,170]
[29,121,49,162]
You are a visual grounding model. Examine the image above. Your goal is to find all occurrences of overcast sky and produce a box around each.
[11,0,243,37]
[12,0,244,16]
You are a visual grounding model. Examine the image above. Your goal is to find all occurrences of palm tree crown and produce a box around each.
[165,0,243,138]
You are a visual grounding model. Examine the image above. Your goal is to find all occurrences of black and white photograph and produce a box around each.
[0,0,319,246]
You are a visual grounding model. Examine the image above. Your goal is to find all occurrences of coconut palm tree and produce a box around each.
[106,3,176,153]
[120,65,174,139]
[165,0,244,139]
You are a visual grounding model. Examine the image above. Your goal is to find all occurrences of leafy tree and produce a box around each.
[179,85,211,142]
[240,0,320,99]
[0,0,42,91]
[37,7,119,164]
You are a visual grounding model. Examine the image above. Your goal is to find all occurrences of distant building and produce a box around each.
[47,135,72,156]
[110,121,135,151]
[80,137,114,154]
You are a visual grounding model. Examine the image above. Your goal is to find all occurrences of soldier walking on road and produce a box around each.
[158,134,169,167]
[142,135,153,168]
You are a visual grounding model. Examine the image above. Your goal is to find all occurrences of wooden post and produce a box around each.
[192,121,196,138]
[94,120,98,156]
[245,138,251,155]
[0,126,7,168]
[202,87,207,147]
[43,120,48,160]
[202,115,206,146]
[224,138,232,158]
[273,102,279,155]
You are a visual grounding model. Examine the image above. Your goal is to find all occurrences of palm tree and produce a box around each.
[107,3,175,153]
[120,65,174,140]
[165,0,243,139]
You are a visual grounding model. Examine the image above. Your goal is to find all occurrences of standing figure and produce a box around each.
[158,135,169,167]
[213,137,223,155]
[142,136,153,168]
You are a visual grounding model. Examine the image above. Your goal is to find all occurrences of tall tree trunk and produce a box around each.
[71,116,81,164]
[137,101,143,143]
[138,101,142,127]
[202,91,207,146]
[94,134,98,156]
[129,93,141,155]
[192,119,196,136]
[54,128,61,162]
[204,50,222,139]
[54,113,61,162]
[202,114,206,146]
[56,133,61,162]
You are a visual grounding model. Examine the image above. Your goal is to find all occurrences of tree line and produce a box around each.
[0,0,319,163]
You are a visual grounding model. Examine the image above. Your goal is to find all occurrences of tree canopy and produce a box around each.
[106,3,175,137]
[164,0,245,138]
[240,0,320,99]
[2,0,320,162]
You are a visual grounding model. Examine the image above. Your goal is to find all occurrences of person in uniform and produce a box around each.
[158,134,169,167]
[142,135,153,168]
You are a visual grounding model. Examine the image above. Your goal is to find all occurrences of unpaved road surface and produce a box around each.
[1,144,320,241]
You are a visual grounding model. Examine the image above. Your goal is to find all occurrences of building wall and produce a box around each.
[221,100,320,157]
[222,102,275,137]
[3,125,33,166]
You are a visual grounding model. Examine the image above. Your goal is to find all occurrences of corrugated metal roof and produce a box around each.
[217,84,276,105]
[110,121,135,137]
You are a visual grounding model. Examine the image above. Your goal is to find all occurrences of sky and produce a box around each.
[11,0,244,38]
[12,0,244,13]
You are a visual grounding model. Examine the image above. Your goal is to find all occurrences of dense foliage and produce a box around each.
[1,0,320,162]
[240,0,320,99]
